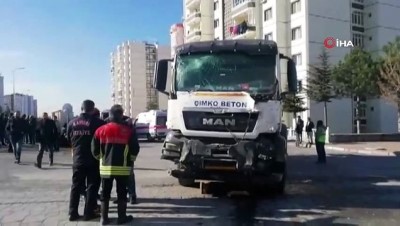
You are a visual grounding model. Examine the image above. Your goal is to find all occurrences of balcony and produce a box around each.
[229,22,257,40]
[186,0,201,10]
[186,30,202,42]
[231,0,256,20]
[185,11,201,27]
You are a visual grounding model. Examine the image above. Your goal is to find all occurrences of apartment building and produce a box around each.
[110,41,170,118]
[181,0,400,133]
[3,93,37,117]
[183,0,215,42]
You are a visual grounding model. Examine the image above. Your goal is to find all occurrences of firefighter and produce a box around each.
[92,104,140,225]
[67,100,105,221]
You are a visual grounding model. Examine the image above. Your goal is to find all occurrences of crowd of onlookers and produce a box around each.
[1,111,66,164]
[2,101,139,225]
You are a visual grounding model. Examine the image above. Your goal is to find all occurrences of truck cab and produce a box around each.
[153,40,297,194]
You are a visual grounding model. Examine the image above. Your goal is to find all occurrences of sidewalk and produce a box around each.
[325,141,400,156]
[289,141,399,156]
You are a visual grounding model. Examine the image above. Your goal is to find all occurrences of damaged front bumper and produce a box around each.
[161,131,285,183]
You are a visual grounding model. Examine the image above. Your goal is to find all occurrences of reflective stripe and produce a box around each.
[100,165,131,171]
[100,165,131,176]
[123,145,128,167]
[100,170,130,176]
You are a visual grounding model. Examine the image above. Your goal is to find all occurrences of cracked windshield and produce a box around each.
[0,0,399,225]
[176,53,276,93]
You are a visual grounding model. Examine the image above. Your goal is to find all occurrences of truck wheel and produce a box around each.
[178,178,196,187]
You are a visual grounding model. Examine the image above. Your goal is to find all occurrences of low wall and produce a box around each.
[330,133,400,143]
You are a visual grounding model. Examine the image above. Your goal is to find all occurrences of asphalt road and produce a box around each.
[0,142,399,226]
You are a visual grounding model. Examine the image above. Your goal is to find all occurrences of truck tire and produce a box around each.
[178,178,196,187]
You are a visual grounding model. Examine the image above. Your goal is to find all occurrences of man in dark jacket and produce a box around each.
[6,111,26,164]
[295,116,304,146]
[305,117,315,148]
[92,105,139,225]
[34,112,58,168]
[6,114,14,153]
[67,100,105,221]
[0,113,6,146]
[80,108,104,206]
[21,114,29,144]
[28,116,37,144]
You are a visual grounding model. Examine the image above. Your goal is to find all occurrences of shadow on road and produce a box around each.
[111,153,398,225]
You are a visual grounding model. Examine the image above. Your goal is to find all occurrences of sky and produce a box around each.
[0,0,182,115]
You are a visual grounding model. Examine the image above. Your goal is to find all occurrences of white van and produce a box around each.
[134,110,168,141]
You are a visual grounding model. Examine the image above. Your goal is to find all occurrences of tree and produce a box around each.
[332,48,379,134]
[146,99,159,110]
[282,94,308,121]
[305,48,336,126]
[377,36,400,106]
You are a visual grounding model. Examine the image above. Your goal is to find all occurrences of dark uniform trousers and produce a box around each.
[101,176,129,202]
[37,143,54,165]
[69,164,100,216]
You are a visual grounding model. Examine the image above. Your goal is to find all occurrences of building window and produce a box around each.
[264,32,272,40]
[353,109,366,118]
[292,53,302,65]
[291,26,302,40]
[214,1,218,10]
[291,0,301,14]
[214,19,219,28]
[297,80,303,92]
[352,11,364,26]
[233,0,246,7]
[352,33,364,47]
[264,8,272,21]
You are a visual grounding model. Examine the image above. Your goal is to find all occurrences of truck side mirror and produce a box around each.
[287,59,297,93]
[279,55,298,95]
[153,59,172,93]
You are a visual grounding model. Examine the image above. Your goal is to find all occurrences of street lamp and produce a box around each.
[12,67,25,111]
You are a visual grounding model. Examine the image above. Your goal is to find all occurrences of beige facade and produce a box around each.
[183,0,215,42]
[111,41,170,118]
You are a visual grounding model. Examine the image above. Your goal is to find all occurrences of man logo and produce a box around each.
[202,118,236,126]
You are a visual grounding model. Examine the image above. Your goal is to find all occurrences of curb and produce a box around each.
[324,145,395,156]
[288,143,395,156]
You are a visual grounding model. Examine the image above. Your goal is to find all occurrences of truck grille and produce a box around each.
[182,111,258,132]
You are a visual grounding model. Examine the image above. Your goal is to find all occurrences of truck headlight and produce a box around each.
[166,132,174,141]
[165,143,180,151]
